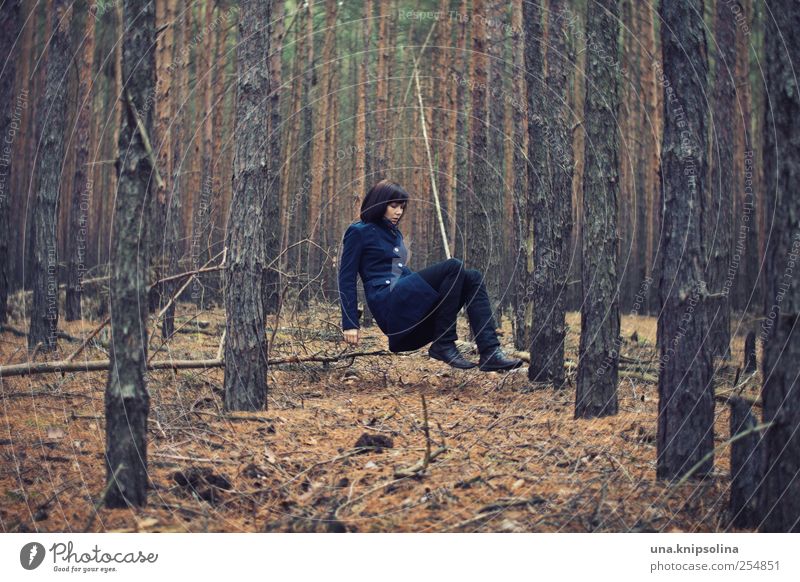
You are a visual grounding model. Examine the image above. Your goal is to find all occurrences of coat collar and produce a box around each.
[379,216,401,236]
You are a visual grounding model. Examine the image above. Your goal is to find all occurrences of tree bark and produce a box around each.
[523,0,548,383]
[575,0,620,419]
[223,0,272,412]
[163,0,189,339]
[728,397,764,529]
[759,0,800,532]
[528,0,574,386]
[655,0,713,482]
[0,0,21,324]
[374,0,389,175]
[707,0,736,358]
[65,0,96,322]
[297,0,315,307]
[468,0,498,316]
[264,0,285,314]
[28,0,71,352]
[104,0,155,508]
[509,0,528,350]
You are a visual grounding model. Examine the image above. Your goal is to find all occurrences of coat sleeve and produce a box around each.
[338,224,363,329]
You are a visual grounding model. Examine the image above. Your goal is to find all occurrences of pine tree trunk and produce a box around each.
[65,0,95,322]
[24,0,52,297]
[104,0,155,508]
[707,0,736,359]
[148,0,175,317]
[197,0,218,306]
[655,0,713,482]
[264,0,285,314]
[759,0,800,532]
[354,0,371,205]
[223,0,272,412]
[0,0,21,324]
[733,0,755,314]
[163,0,189,339]
[468,0,494,315]
[374,0,389,175]
[640,1,661,315]
[7,0,33,299]
[509,0,528,350]
[575,0,620,419]
[297,0,315,308]
[28,0,71,352]
[523,0,549,381]
[528,0,574,386]
[454,0,470,260]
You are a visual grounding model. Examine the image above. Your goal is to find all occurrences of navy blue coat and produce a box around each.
[338,217,440,352]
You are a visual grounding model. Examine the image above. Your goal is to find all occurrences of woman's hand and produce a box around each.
[343,328,360,346]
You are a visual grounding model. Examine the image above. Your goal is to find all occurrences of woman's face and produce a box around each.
[384,201,405,224]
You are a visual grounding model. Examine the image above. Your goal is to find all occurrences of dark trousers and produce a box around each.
[416,258,500,355]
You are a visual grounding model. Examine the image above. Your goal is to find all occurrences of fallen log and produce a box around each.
[0,349,392,379]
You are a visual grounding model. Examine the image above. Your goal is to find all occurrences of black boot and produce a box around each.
[428,342,476,369]
[479,347,523,372]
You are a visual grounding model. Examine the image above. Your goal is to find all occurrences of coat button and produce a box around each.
[386,280,390,284]
[393,247,399,253]
[398,263,403,267]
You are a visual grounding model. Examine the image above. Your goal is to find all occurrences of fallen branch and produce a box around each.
[66,316,110,362]
[0,349,393,379]
[394,446,446,479]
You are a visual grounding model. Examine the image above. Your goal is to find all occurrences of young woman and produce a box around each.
[338,180,522,371]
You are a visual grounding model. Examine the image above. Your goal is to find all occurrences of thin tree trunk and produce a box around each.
[655,0,713,482]
[65,0,95,322]
[0,0,21,324]
[297,0,315,308]
[509,0,528,350]
[759,0,800,532]
[354,0,371,211]
[149,0,175,316]
[105,0,155,508]
[575,0,620,419]
[454,0,470,260]
[163,0,189,339]
[707,0,735,359]
[264,0,285,314]
[523,0,549,381]
[468,0,498,327]
[374,0,389,175]
[28,0,71,352]
[224,0,272,412]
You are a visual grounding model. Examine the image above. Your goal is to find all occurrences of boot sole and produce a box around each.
[428,352,477,369]
[479,361,524,372]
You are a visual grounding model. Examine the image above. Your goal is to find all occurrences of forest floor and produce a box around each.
[0,297,764,533]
